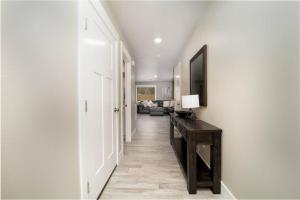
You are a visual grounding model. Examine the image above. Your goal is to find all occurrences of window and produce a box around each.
[136,85,156,101]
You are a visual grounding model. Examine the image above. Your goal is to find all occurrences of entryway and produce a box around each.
[99,115,227,199]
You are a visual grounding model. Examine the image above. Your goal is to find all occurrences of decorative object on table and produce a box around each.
[175,110,190,118]
[181,94,200,120]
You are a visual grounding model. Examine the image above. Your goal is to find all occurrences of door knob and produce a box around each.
[114,107,120,112]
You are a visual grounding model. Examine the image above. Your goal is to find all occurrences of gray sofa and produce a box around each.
[150,107,164,116]
[137,100,174,115]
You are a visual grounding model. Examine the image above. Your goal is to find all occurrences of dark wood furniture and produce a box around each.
[170,113,222,194]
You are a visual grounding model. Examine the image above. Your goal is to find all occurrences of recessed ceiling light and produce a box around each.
[154,74,158,78]
[157,54,161,57]
[175,75,180,79]
[154,37,162,44]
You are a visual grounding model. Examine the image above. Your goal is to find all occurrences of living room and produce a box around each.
[136,81,175,116]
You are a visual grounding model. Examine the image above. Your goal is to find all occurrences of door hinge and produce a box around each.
[85,18,88,31]
[87,181,90,194]
[85,100,88,112]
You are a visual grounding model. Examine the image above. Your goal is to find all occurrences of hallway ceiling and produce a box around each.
[106,1,207,82]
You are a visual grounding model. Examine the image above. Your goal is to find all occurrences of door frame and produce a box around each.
[120,42,132,148]
[174,62,182,110]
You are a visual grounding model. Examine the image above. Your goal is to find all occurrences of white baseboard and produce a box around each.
[198,151,236,199]
[221,181,237,199]
[117,150,123,165]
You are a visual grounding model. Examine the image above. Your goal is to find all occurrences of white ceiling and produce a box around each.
[107,1,206,82]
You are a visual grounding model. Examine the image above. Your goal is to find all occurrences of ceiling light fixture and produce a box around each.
[154,37,162,44]
[154,75,158,78]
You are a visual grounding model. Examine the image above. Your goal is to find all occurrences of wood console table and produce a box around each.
[170,113,222,194]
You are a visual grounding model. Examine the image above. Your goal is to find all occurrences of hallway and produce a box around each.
[101,115,227,199]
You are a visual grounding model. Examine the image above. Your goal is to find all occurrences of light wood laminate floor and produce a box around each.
[100,114,227,199]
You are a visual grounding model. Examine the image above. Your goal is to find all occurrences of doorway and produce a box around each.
[79,1,119,198]
[118,42,132,163]
[122,60,126,142]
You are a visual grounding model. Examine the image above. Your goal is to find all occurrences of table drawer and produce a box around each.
[196,135,213,145]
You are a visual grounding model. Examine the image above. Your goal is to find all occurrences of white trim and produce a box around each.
[90,0,119,40]
[221,181,237,200]
[136,85,157,101]
[117,41,123,165]
[115,41,121,165]
[122,41,131,63]
[197,152,236,199]
[119,42,125,159]
[174,62,182,110]
[120,41,133,146]
[132,128,137,137]
[0,1,2,197]
[117,149,124,165]
[125,61,132,143]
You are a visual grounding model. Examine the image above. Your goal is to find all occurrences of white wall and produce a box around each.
[1,1,80,198]
[136,81,173,100]
[101,0,134,56]
[179,2,300,198]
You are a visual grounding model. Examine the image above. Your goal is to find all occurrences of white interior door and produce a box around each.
[80,2,117,199]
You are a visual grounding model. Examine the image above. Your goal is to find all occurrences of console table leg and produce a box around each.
[170,120,174,145]
[187,139,197,194]
[211,134,221,194]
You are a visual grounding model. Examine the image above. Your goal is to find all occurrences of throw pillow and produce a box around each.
[163,101,170,107]
[142,100,149,107]
[148,100,154,107]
